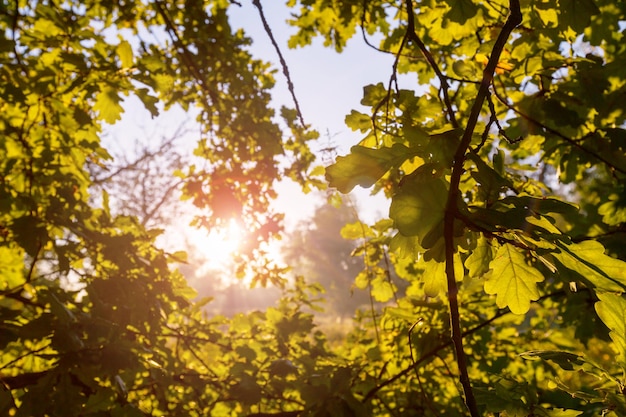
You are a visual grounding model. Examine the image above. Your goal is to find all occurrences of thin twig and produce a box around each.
[492,80,626,175]
[405,0,458,128]
[153,0,219,107]
[442,1,522,415]
[363,282,569,402]
[363,306,506,401]
[252,0,306,127]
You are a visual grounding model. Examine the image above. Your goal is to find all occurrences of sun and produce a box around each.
[188,218,246,269]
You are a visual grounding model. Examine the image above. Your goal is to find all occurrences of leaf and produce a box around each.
[0,244,25,290]
[268,359,298,377]
[595,293,626,369]
[389,233,422,259]
[498,195,579,216]
[94,86,124,124]
[230,374,262,405]
[340,221,373,239]
[465,235,494,278]
[371,275,396,302]
[598,192,626,226]
[345,110,372,132]
[560,0,600,32]
[111,405,145,417]
[520,350,586,371]
[116,39,133,68]
[136,88,159,118]
[422,253,463,297]
[326,144,412,193]
[544,410,583,417]
[444,0,479,24]
[554,241,626,292]
[83,389,116,414]
[389,176,448,242]
[484,245,544,314]
[427,128,463,166]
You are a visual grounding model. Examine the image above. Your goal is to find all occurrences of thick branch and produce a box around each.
[442,1,522,416]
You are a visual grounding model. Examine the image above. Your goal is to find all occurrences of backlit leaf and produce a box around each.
[345,110,372,132]
[94,86,124,124]
[326,144,412,193]
[554,241,626,292]
[389,176,448,242]
[485,245,544,314]
[0,245,25,290]
[116,39,133,68]
[595,293,626,369]
[371,275,396,302]
[423,253,463,297]
[465,235,494,278]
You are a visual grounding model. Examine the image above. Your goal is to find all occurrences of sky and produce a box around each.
[101,1,405,286]
[105,1,399,229]
[227,1,398,225]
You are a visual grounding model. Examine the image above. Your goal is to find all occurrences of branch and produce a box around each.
[252,0,306,128]
[405,0,458,128]
[492,82,626,176]
[1,370,49,390]
[442,1,522,416]
[247,412,301,417]
[152,0,219,109]
[363,289,569,403]
[364,306,507,402]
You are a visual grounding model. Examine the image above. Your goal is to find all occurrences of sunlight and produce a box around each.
[189,218,245,269]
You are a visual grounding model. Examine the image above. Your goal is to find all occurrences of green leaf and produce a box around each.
[560,0,600,32]
[360,82,388,106]
[444,0,479,24]
[136,88,159,118]
[520,350,586,371]
[498,195,579,216]
[428,128,463,166]
[112,404,145,417]
[94,86,124,124]
[595,293,626,369]
[389,176,448,242]
[268,359,298,377]
[484,245,544,314]
[326,144,412,193]
[345,110,372,132]
[554,241,626,292]
[83,389,117,413]
[229,374,262,405]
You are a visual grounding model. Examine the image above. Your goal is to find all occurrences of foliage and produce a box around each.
[282,201,375,317]
[1,0,626,416]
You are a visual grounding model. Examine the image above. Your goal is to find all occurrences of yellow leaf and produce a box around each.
[116,39,133,69]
